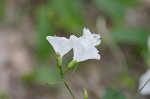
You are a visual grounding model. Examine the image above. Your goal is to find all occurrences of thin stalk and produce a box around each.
[63,79,76,99]
[59,66,76,99]
[56,55,76,99]
[63,67,69,75]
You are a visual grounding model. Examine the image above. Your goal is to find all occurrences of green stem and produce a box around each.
[63,67,70,75]
[63,79,76,99]
[56,55,76,99]
[59,66,76,99]
[59,67,63,78]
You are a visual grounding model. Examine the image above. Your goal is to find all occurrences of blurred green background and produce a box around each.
[0,0,150,99]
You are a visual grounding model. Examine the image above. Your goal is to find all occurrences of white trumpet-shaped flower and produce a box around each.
[46,28,101,62]
[46,36,72,57]
[70,28,101,62]
[138,69,150,95]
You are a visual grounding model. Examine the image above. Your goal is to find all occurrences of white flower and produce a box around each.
[139,69,150,95]
[46,36,72,57]
[70,28,101,62]
[46,28,101,62]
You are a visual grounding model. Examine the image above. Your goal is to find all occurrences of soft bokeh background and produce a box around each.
[0,0,150,99]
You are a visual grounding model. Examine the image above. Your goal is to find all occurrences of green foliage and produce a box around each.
[0,0,6,22]
[22,66,61,85]
[33,66,61,84]
[35,6,55,59]
[119,74,136,89]
[147,56,150,68]
[103,87,126,99]
[48,0,84,33]
[112,27,149,46]
[93,0,138,20]
[0,92,8,99]
[93,0,148,48]
[21,73,34,84]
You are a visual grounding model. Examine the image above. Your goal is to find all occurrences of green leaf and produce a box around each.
[93,0,138,20]
[0,92,8,99]
[112,27,149,46]
[33,66,61,84]
[49,0,84,33]
[0,0,6,22]
[103,87,126,99]
[35,6,55,60]
[22,66,61,85]
[21,73,34,84]
[119,74,135,89]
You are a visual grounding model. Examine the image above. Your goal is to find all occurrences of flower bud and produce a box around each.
[56,54,62,67]
[84,88,88,99]
[67,60,77,69]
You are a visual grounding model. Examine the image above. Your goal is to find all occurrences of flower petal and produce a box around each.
[70,35,100,62]
[46,36,72,56]
[139,69,150,95]
[83,28,101,46]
